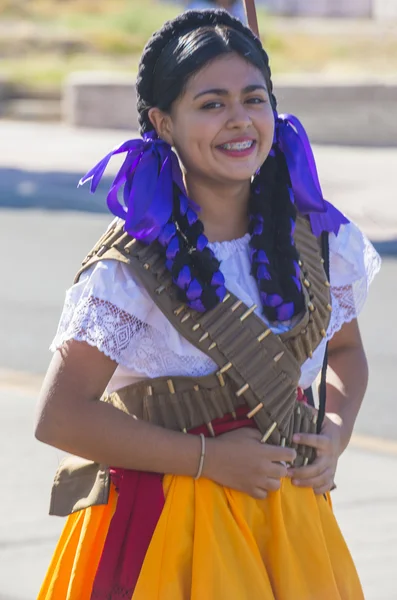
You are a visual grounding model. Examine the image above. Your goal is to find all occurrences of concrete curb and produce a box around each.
[0,78,61,122]
[63,72,138,130]
[1,74,397,147]
[275,75,397,147]
[62,72,397,147]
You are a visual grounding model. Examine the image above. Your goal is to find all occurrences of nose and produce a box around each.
[226,101,252,130]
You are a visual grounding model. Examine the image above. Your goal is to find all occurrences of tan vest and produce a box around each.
[49,216,331,517]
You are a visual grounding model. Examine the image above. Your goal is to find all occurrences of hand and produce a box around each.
[203,427,297,499]
[287,414,343,495]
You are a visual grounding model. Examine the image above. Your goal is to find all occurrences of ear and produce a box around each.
[148,108,174,146]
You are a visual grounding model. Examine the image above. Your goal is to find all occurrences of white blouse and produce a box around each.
[51,220,380,393]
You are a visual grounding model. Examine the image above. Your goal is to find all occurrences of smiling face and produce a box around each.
[149,53,275,187]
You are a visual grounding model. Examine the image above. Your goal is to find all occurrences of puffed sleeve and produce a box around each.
[50,259,217,380]
[327,220,381,339]
[50,260,159,364]
[299,220,380,389]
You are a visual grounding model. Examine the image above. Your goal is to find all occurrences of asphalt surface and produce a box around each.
[1,382,396,600]
[0,120,396,598]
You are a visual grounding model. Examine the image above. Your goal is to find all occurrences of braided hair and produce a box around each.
[136,9,304,321]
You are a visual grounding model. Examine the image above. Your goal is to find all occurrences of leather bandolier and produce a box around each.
[49,215,332,517]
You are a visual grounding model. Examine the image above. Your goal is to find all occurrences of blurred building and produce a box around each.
[261,0,397,18]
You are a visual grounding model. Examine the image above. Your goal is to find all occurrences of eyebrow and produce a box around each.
[193,84,267,100]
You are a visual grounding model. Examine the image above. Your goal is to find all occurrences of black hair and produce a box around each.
[136,9,304,321]
[137,10,276,134]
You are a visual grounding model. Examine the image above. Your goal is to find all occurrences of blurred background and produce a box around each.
[0,1,396,598]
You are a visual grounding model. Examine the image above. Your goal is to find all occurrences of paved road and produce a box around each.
[1,383,396,600]
[0,120,396,598]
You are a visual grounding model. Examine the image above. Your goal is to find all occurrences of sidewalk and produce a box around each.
[332,448,397,599]
[0,120,397,245]
[1,383,396,599]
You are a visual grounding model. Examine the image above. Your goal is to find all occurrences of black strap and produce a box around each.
[317,231,330,433]
[304,231,330,433]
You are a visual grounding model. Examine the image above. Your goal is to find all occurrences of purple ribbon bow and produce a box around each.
[80,119,348,245]
[276,113,349,237]
[79,131,186,243]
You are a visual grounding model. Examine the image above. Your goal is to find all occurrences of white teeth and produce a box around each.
[221,140,254,151]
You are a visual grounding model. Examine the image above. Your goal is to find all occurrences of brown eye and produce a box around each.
[246,97,266,104]
[201,101,223,110]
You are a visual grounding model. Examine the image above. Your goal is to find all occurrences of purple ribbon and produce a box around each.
[276,114,349,237]
[79,132,186,243]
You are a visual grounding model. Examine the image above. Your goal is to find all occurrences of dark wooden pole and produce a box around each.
[243,0,259,37]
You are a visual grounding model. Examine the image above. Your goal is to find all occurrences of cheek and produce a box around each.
[258,110,275,150]
[172,115,216,165]
[172,134,202,172]
[176,107,221,141]
[264,107,276,135]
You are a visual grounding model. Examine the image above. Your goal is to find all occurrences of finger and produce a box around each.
[314,483,334,495]
[244,428,263,440]
[220,427,261,441]
[252,488,268,500]
[292,433,330,451]
[288,457,328,480]
[292,468,333,489]
[266,462,288,479]
[263,444,297,464]
[265,477,282,492]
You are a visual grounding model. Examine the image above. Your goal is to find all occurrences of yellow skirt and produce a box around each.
[39,475,363,600]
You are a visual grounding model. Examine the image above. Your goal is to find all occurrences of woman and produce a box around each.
[36,9,380,600]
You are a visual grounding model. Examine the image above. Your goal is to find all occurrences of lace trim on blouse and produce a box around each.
[51,295,216,378]
[326,224,381,339]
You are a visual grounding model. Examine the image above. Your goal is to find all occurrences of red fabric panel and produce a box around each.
[90,470,164,600]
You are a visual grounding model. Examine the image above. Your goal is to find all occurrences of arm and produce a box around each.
[35,340,204,477]
[324,318,368,454]
[288,318,368,493]
[35,339,296,497]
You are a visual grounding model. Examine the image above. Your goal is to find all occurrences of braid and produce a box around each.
[157,188,226,311]
[250,148,304,322]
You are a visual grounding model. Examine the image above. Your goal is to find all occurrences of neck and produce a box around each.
[185,175,251,243]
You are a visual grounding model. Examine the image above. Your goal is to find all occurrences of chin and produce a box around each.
[215,165,256,180]
[223,170,256,183]
[219,176,253,187]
